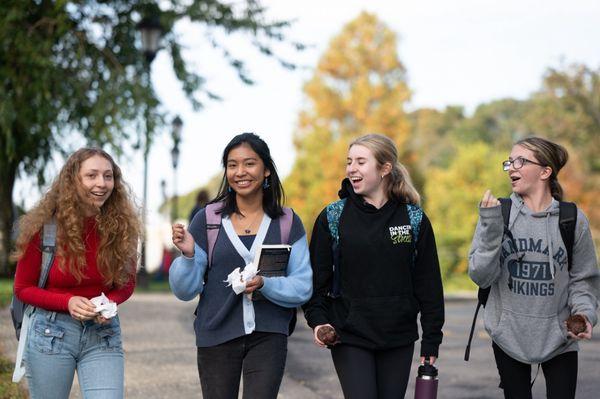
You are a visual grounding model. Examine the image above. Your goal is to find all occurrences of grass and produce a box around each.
[0,279,13,309]
[0,278,27,398]
[0,356,27,399]
[443,274,478,294]
[134,276,172,293]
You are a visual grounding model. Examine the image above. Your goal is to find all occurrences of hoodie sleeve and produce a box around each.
[468,204,505,288]
[412,213,445,357]
[302,209,334,328]
[568,210,600,326]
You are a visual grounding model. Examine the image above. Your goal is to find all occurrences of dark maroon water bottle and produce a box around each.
[414,358,438,399]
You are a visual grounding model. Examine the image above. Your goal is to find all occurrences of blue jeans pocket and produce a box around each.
[96,324,122,352]
[33,322,65,354]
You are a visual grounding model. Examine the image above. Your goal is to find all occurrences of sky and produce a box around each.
[147,0,600,209]
[11,0,600,269]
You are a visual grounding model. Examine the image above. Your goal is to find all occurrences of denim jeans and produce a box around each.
[196,331,288,399]
[25,308,124,399]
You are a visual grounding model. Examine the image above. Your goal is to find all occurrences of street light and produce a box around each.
[170,116,183,223]
[137,11,162,284]
[137,15,162,63]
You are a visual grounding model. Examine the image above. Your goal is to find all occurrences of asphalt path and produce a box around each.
[1,293,599,398]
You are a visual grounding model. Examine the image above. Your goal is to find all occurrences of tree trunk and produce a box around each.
[0,160,16,277]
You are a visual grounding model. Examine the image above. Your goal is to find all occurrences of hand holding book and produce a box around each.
[252,244,292,300]
[254,244,292,277]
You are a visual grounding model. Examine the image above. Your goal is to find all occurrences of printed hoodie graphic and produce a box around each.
[468,193,600,364]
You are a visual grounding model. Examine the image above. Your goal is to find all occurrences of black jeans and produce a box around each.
[492,342,578,399]
[331,343,415,399]
[196,332,287,399]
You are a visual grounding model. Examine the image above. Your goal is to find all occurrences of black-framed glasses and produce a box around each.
[502,157,545,171]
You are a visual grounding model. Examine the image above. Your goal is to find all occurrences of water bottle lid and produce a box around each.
[418,360,438,378]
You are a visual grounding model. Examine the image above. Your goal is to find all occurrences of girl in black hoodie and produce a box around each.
[303,134,445,399]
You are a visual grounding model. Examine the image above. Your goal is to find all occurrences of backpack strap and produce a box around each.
[280,208,293,244]
[205,202,223,268]
[12,219,57,382]
[326,198,346,298]
[406,204,423,266]
[558,201,577,271]
[499,198,512,239]
[206,204,295,267]
[326,198,346,245]
[39,219,57,287]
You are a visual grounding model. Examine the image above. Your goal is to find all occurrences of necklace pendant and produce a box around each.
[244,229,251,234]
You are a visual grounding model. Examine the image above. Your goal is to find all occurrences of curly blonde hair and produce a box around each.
[12,148,142,287]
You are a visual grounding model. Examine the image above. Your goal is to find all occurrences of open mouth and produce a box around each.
[349,176,363,183]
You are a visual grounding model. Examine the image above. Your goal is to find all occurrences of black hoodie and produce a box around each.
[303,179,445,356]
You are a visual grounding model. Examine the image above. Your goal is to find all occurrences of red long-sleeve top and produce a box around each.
[14,218,135,312]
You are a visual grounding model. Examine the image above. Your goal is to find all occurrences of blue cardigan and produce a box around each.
[169,208,313,347]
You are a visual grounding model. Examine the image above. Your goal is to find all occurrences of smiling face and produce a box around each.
[346,144,388,199]
[78,154,115,214]
[226,143,270,199]
[507,144,552,197]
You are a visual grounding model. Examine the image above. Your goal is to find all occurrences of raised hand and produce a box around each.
[481,189,500,208]
[172,223,194,257]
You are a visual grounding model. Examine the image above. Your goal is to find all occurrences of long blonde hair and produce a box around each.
[349,134,421,205]
[12,148,142,287]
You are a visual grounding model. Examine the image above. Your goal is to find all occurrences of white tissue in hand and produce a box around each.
[224,263,258,294]
[90,293,118,318]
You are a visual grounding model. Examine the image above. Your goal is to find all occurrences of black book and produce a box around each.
[255,245,292,277]
[252,245,291,301]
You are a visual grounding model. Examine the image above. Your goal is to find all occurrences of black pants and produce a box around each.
[196,332,287,399]
[492,342,578,399]
[331,343,415,399]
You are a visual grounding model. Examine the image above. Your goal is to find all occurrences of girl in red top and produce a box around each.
[12,148,141,399]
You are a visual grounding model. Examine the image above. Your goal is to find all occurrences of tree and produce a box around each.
[424,142,508,282]
[284,12,412,228]
[0,0,301,275]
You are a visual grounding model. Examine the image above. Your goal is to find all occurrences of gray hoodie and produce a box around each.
[468,193,599,364]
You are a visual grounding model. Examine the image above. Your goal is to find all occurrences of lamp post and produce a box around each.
[137,12,162,285]
[170,116,183,223]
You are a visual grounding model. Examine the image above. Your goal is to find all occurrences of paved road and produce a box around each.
[1,294,599,398]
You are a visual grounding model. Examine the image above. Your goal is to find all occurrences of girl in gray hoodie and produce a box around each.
[468,137,599,399]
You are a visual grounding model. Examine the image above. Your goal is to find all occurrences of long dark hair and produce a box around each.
[212,133,285,218]
[515,137,569,201]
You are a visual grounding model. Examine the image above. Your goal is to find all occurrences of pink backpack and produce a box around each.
[205,202,293,267]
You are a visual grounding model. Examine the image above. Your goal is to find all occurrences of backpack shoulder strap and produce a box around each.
[558,201,577,271]
[499,197,512,229]
[38,219,57,288]
[326,198,346,299]
[498,197,516,242]
[205,202,223,268]
[280,208,293,244]
[326,198,346,244]
[406,204,423,266]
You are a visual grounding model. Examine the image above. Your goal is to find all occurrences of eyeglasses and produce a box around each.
[502,157,546,171]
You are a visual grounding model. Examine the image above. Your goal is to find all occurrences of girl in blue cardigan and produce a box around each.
[169,133,312,399]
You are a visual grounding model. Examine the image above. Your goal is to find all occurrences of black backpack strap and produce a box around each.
[499,198,513,240]
[558,202,577,271]
[464,301,482,361]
